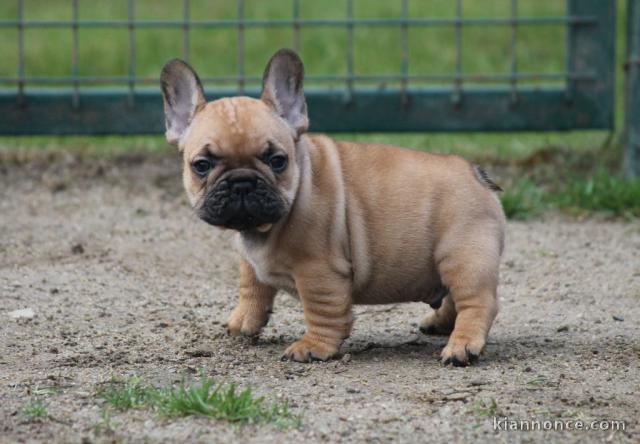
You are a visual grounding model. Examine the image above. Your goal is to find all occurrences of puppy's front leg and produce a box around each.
[282,266,353,362]
[224,259,276,337]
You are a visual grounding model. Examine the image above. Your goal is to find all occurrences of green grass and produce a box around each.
[500,178,545,220]
[97,376,301,428]
[22,399,48,419]
[98,376,158,411]
[550,170,640,218]
[468,398,501,418]
[0,1,572,85]
[500,169,640,220]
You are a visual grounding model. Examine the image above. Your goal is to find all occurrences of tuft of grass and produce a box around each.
[469,398,500,418]
[552,170,640,218]
[98,376,158,411]
[30,385,58,397]
[500,169,640,220]
[97,376,301,428]
[23,399,48,419]
[500,179,544,220]
[525,375,551,390]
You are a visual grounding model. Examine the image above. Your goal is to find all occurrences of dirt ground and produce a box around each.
[1,151,638,444]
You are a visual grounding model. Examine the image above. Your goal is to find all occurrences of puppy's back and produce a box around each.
[303,134,505,303]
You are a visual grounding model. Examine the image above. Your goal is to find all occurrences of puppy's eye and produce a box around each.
[192,157,215,177]
[267,154,288,173]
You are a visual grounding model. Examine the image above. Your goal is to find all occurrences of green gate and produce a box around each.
[0,1,634,174]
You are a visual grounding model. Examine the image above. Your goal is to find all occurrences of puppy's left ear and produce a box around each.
[160,59,206,148]
[261,49,308,136]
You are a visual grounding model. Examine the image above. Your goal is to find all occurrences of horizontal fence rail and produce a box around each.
[0,0,616,135]
[0,17,599,28]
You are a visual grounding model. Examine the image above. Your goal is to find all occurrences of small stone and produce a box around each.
[341,353,352,363]
[556,325,569,332]
[612,315,624,322]
[186,348,213,357]
[71,243,85,255]
[443,392,471,401]
[8,308,34,320]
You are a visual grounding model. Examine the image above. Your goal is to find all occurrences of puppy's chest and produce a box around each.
[237,238,298,295]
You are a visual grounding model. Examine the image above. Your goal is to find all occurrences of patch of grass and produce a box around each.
[22,399,48,419]
[98,376,157,411]
[500,179,545,220]
[499,168,640,220]
[97,376,301,428]
[30,385,58,397]
[469,398,501,418]
[551,170,640,218]
[525,375,551,390]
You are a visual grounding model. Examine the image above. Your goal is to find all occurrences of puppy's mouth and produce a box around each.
[197,176,285,232]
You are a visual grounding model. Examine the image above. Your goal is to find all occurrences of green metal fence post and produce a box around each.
[566,0,616,128]
[625,0,640,178]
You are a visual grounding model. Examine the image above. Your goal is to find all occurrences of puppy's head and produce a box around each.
[160,49,308,233]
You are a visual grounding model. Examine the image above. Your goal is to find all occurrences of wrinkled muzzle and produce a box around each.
[197,171,286,231]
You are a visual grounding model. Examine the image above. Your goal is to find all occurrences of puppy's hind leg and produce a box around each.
[437,239,500,366]
[224,259,277,337]
[419,294,456,336]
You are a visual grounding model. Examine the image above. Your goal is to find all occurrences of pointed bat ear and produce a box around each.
[160,59,206,148]
[261,48,308,136]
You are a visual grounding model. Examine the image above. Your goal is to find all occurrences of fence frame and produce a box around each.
[625,0,640,178]
[0,1,618,142]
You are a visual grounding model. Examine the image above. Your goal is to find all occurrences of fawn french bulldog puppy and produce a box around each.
[160,49,505,366]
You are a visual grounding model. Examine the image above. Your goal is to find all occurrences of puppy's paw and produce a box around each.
[223,305,270,337]
[419,313,454,336]
[281,337,339,363]
[440,334,484,367]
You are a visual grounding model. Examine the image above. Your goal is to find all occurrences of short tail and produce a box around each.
[473,165,503,192]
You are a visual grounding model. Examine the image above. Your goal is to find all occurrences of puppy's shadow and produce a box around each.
[343,336,445,362]
[232,328,633,367]
[480,332,634,365]
[242,332,444,361]
[342,332,629,366]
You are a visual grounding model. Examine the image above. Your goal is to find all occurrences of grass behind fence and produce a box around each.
[0,0,570,86]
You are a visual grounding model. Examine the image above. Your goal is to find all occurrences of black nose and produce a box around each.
[231,179,256,195]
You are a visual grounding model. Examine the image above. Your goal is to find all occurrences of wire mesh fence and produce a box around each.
[0,0,617,135]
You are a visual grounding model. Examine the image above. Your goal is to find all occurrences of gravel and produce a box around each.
[0,153,638,443]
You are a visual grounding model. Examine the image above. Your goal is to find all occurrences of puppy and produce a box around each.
[160,49,505,366]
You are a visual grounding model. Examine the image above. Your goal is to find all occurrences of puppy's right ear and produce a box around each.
[261,49,308,137]
[160,59,206,148]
